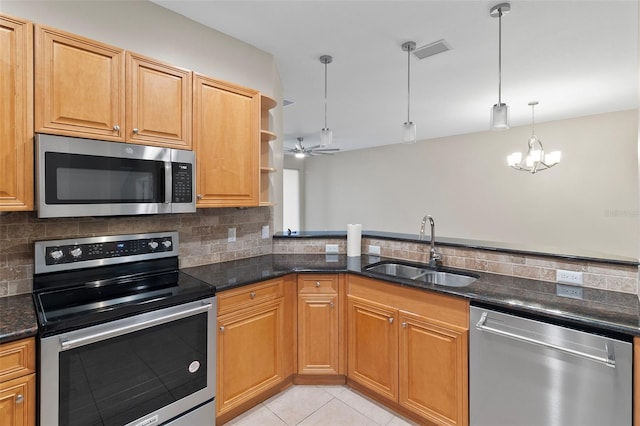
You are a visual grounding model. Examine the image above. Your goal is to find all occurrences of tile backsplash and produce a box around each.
[273,236,640,295]
[0,207,273,297]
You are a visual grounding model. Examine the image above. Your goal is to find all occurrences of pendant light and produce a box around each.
[490,3,510,130]
[401,41,417,143]
[319,55,333,147]
[507,101,561,174]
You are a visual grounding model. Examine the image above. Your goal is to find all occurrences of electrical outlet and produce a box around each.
[325,244,339,254]
[227,227,236,242]
[261,225,270,239]
[556,269,583,285]
[368,245,381,255]
[556,283,584,300]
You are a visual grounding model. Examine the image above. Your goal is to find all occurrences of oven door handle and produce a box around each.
[59,301,213,351]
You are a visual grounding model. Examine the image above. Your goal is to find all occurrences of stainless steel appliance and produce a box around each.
[33,232,216,426]
[470,305,632,426]
[36,134,196,218]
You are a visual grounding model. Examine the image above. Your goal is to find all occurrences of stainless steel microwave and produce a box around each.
[36,134,196,218]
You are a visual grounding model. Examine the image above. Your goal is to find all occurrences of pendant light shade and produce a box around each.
[320,55,333,147]
[401,41,417,144]
[490,3,510,130]
[507,101,561,174]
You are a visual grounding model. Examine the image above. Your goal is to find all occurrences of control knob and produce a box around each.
[70,246,83,258]
[49,249,64,261]
[148,241,159,250]
[162,240,172,249]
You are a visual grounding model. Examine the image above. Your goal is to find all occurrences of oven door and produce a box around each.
[39,297,216,426]
[36,133,173,218]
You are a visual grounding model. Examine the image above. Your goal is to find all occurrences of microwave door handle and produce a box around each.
[165,162,172,204]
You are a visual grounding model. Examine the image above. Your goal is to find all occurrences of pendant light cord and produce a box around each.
[498,8,503,106]
[324,61,328,129]
[407,46,411,123]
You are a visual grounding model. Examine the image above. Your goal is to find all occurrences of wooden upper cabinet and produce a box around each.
[193,73,260,207]
[0,14,34,211]
[35,24,125,141]
[126,52,192,149]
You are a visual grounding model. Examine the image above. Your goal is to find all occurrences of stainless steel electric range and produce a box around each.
[32,231,216,426]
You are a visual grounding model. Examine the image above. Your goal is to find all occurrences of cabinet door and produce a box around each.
[35,25,125,141]
[0,15,33,211]
[298,294,339,374]
[399,311,468,426]
[193,73,259,207]
[126,52,192,149]
[347,296,398,401]
[217,299,284,416]
[0,374,35,426]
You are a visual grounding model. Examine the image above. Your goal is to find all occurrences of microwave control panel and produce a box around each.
[172,162,193,203]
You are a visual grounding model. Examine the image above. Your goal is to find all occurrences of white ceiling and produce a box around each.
[152,0,638,152]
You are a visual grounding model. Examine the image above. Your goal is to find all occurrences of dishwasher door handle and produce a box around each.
[475,312,616,368]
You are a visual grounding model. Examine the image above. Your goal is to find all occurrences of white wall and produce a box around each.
[304,110,639,259]
[1,0,285,230]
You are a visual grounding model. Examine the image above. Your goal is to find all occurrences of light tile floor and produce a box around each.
[224,385,418,426]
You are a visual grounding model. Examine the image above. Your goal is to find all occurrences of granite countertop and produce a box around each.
[4,252,640,345]
[0,294,38,344]
[183,254,640,336]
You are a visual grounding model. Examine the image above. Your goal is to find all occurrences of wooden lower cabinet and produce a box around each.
[399,311,468,425]
[0,338,36,426]
[296,274,345,379]
[347,297,397,400]
[347,275,469,426]
[216,276,295,425]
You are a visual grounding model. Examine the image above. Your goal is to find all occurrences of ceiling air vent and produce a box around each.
[283,99,295,107]
[413,39,452,60]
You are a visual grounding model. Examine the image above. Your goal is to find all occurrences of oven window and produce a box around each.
[58,313,207,426]
[45,152,165,204]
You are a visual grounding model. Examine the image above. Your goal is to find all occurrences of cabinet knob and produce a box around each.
[329,302,334,309]
[133,128,139,134]
[197,194,203,200]
[315,281,321,288]
[401,322,407,328]
[113,124,120,131]
[388,317,394,324]
[250,292,256,299]
[219,326,225,332]
[15,394,23,404]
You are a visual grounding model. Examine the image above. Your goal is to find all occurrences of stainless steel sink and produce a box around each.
[364,261,478,287]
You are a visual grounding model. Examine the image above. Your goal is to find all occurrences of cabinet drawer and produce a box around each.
[218,278,284,316]
[298,274,338,294]
[0,338,35,382]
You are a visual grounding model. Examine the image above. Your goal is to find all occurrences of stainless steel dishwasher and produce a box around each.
[470,305,632,426]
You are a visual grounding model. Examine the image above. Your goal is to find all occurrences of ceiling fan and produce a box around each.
[285,137,340,158]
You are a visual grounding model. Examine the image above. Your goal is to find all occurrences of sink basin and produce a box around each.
[364,261,478,287]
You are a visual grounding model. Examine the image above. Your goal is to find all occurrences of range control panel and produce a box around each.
[35,232,179,273]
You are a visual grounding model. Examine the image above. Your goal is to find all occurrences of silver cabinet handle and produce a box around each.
[197,194,203,200]
[133,128,139,134]
[475,312,616,367]
[250,292,256,299]
[15,394,23,404]
[315,281,321,288]
[113,124,120,131]
[329,302,334,309]
[401,322,407,328]
[220,326,225,332]
[388,317,394,324]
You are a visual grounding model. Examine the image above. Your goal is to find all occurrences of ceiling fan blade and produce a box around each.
[315,151,335,155]
[307,145,321,149]
[314,148,340,152]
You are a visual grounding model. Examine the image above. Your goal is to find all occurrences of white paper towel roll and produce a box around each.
[347,224,362,257]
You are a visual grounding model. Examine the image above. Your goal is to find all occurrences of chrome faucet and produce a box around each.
[419,215,442,268]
